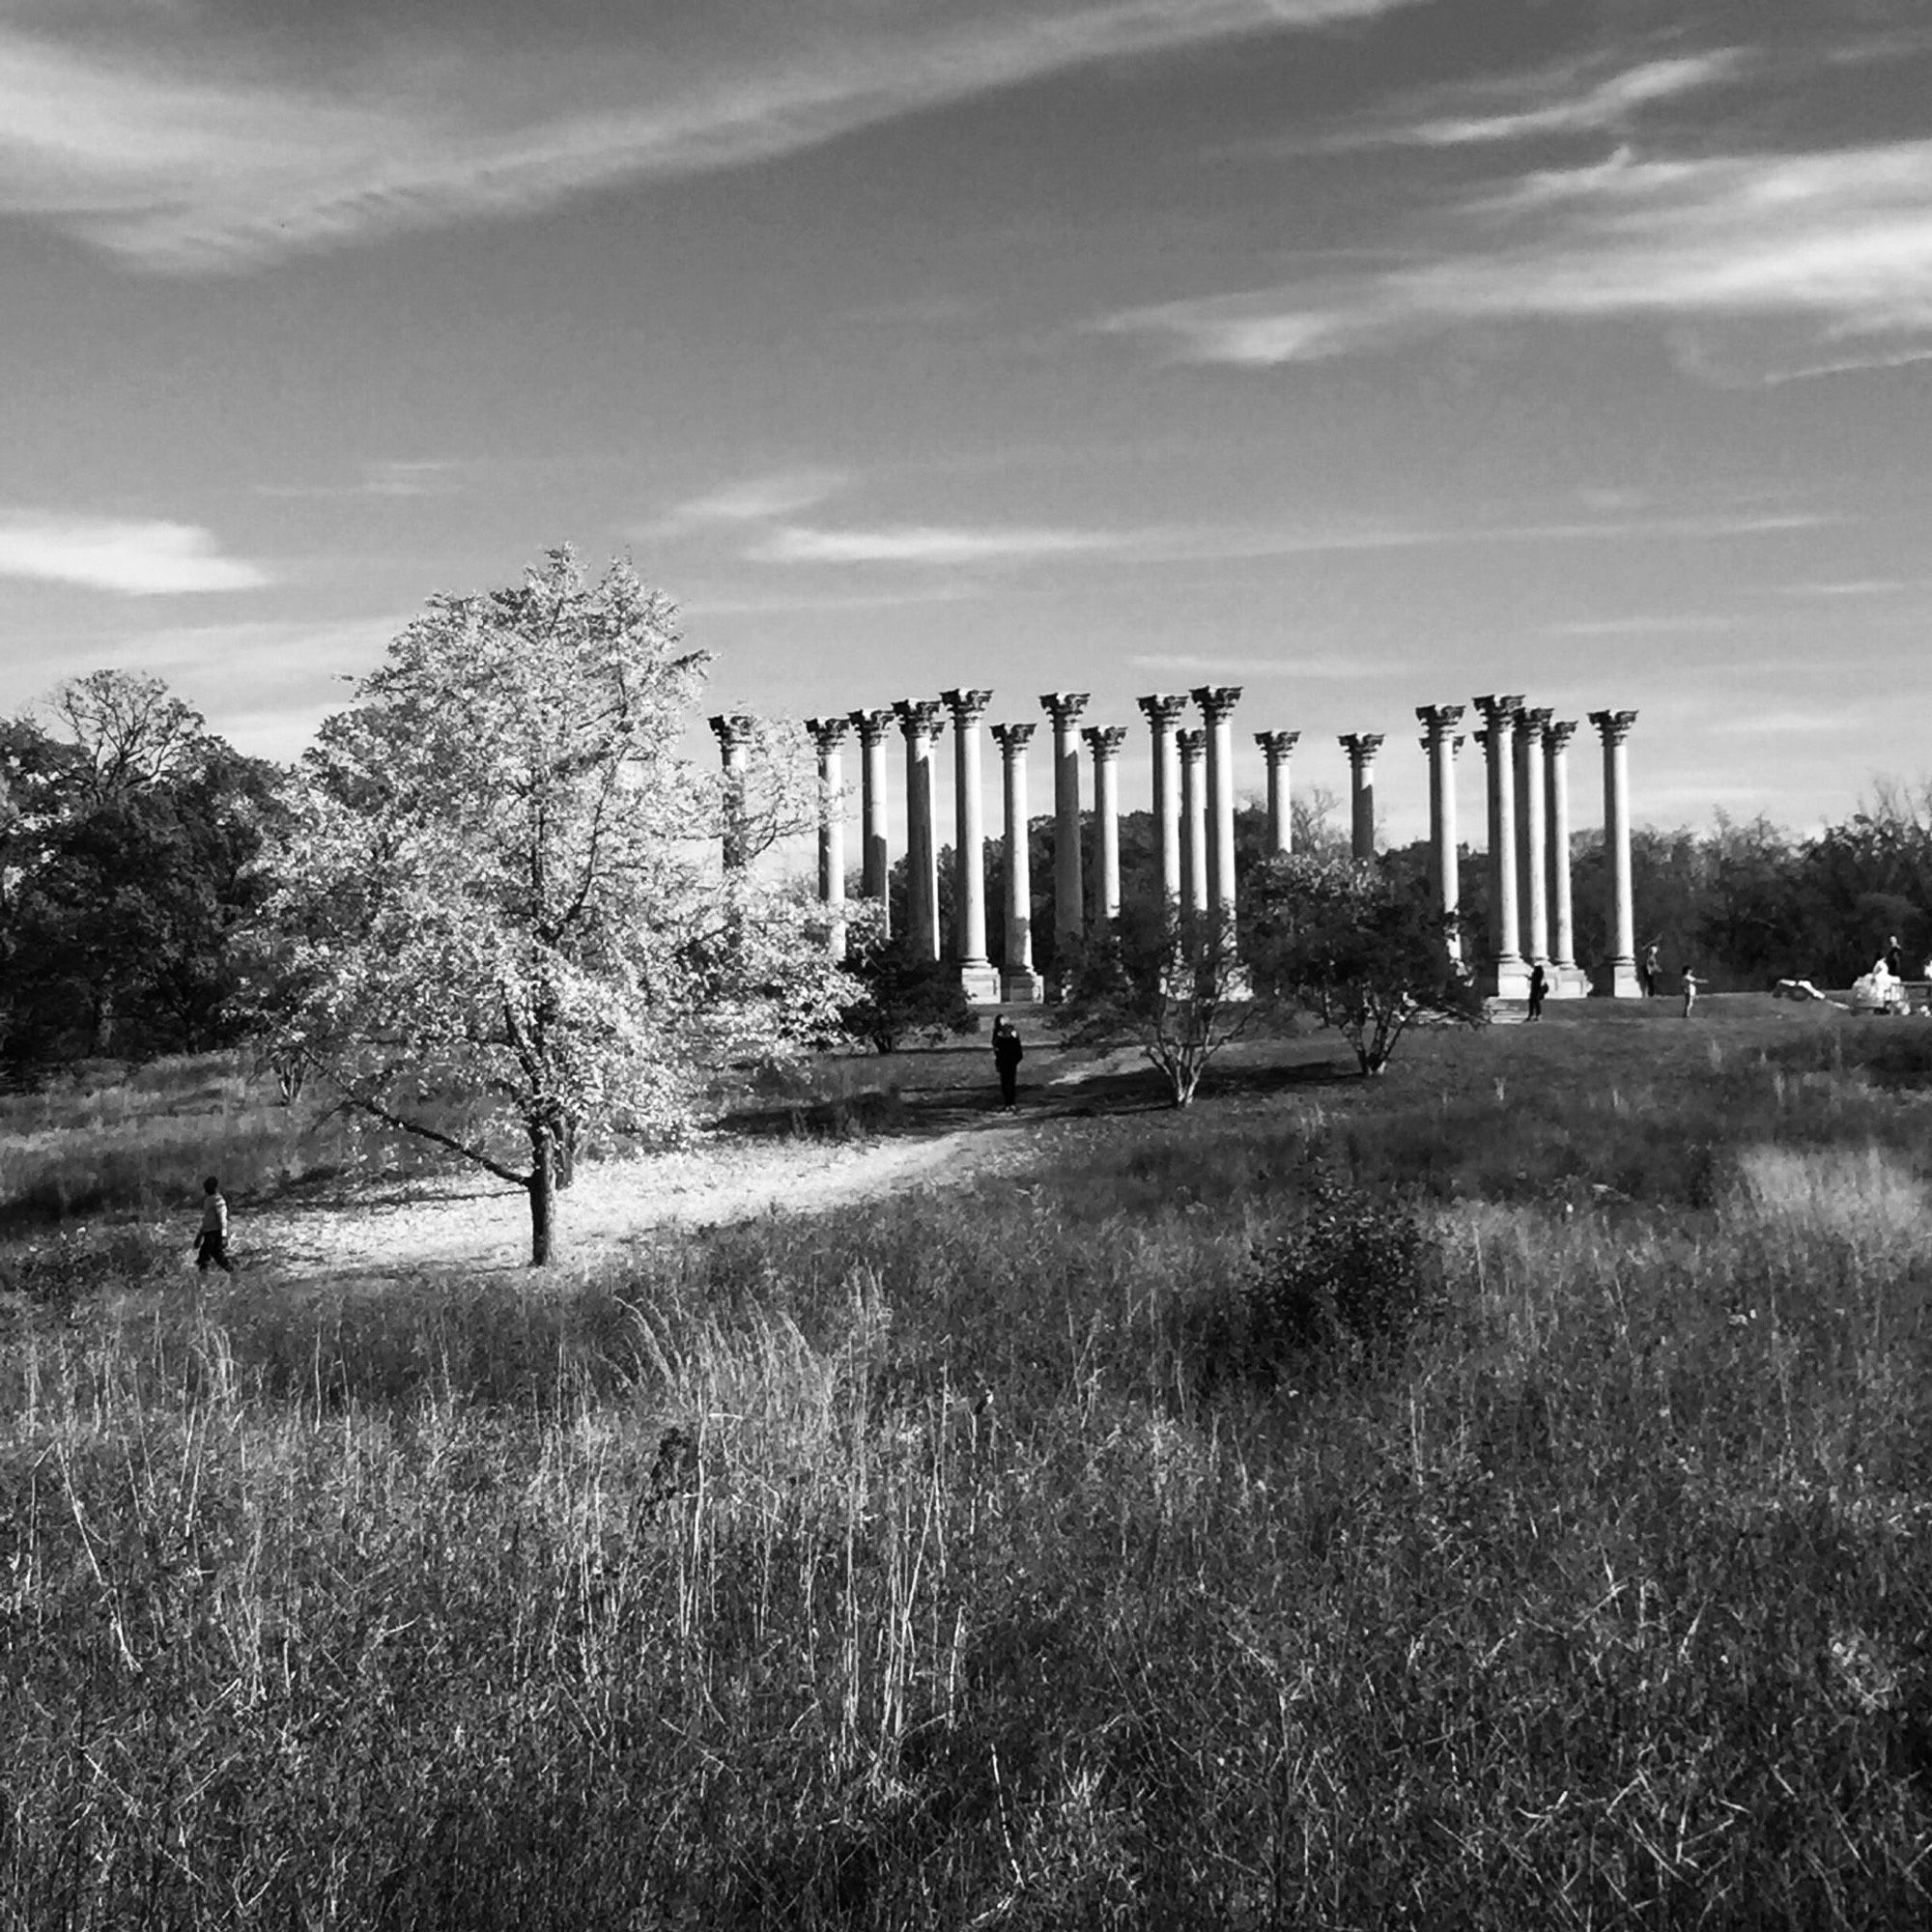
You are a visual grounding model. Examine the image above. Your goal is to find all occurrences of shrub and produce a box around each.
[1241,1175,1436,1378]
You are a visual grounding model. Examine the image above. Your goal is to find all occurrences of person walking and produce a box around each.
[1681,967,1703,1020]
[1526,961,1548,1022]
[194,1176,235,1273]
[991,1016,1024,1112]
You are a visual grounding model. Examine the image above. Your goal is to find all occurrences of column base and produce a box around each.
[1548,962,1590,1000]
[998,967,1044,1005]
[1480,957,1530,1000]
[1597,957,1642,1000]
[957,960,1003,1006]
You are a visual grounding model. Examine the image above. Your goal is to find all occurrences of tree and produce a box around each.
[836,933,977,1053]
[258,548,854,1264]
[1246,854,1482,1076]
[1058,900,1257,1106]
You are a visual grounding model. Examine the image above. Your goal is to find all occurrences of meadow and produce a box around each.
[4,1001,1932,1927]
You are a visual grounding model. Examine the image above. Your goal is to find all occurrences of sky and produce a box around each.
[4,0,1932,846]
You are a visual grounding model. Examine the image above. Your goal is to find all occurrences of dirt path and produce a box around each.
[247,1117,1045,1283]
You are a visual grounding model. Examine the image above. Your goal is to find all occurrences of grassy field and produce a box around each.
[4,1000,1932,1926]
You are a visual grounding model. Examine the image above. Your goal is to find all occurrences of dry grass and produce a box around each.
[4,1009,1932,1925]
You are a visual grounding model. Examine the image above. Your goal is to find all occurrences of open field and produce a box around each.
[5,998,1932,1926]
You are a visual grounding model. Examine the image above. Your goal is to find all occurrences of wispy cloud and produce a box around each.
[753,524,1129,565]
[655,469,850,536]
[256,459,464,501]
[0,512,268,594]
[1543,614,1737,638]
[1396,53,1744,148]
[0,1,1421,270]
[1106,140,1932,371]
[1776,578,1909,598]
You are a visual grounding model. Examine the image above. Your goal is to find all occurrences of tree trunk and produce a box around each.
[527,1123,555,1265]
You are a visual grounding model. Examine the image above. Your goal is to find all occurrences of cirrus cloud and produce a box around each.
[0,512,269,594]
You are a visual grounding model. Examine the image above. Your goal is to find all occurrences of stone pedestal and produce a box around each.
[1141,695,1187,906]
[1416,706,1463,963]
[991,723,1043,1004]
[1256,730,1299,858]
[1039,693,1090,983]
[806,716,849,960]
[895,699,945,963]
[941,688,1001,1004]
[847,707,894,938]
[1340,733,1384,861]
[1473,696,1528,999]
[1591,708,1641,998]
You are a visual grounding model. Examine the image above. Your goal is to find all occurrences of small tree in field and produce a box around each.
[259,549,852,1263]
[1246,854,1481,1075]
[1059,900,1257,1106]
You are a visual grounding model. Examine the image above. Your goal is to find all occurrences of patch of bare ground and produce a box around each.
[244,1117,1044,1282]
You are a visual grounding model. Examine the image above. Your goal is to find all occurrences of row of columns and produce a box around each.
[714,690,1640,1004]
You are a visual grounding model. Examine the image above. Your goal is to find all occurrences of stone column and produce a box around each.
[848,707,894,938]
[1340,733,1384,861]
[806,716,849,959]
[895,699,945,963]
[1545,721,1583,994]
[1039,693,1090,971]
[1516,707,1551,971]
[1140,695,1188,906]
[1178,728,1208,921]
[1473,695,1528,999]
[1082,725,1128,923]
[1590,709,1641,998]
[1255,730,1299,857]
[991,724,1043,1003]
[709,713,754,869]
[1191,686,1242,942]
[1416,705,1464,962]
[941,688,1000,1003]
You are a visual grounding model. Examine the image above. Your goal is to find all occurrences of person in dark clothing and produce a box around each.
[991,1016,1024,1111]
[1526,961,1548,1021]
[1887,935,1904,979]
[195,1176,234,1273]
[1640,942,1661,998]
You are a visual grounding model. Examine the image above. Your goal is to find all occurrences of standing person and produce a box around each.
[1526,961,1548,1021]
[1681,967,1702,1020]
[991,1016,1024,1112]
[1886,934,1904,979]
[194,1176,234,1273]
[1641,941,1662,999]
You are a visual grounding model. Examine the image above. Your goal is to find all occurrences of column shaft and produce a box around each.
[942,690,999,1002]
[1191,687,1241,943]
[709,714,753,870]
[1417,706,1464,963]
[1546,722,1579,987]
[1178,730,1208,921]
[895,700,944,963]
[1518,708,1550,967]
[848,708,893,938]
[1474,696,1527,998]
[1256,731,1299,858]
[1040,693,1090,978]
[1141,696,1188,907]
[992,724,1043,1003]
[806,718,849,961]
[1591,710,1641,997]
[1083,726,1128,923]
[1341,734,1384,862]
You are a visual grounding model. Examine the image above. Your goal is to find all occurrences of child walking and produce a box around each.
[195,1176,235,1272]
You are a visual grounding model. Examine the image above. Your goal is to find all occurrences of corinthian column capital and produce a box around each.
[1589,708,1638,745]
[1416,703,1464,740]
[941,687,993,724]
[709,713,755,755]
[991,721,1037,753]
[894,697,946,740]
[1081,724,1129,758]
[1520,705,1551,745]
[847,706,893,747]
[1546,719,1578,753]
[1474,694,1524,730]
[805,716,849,753]
[1340,732,1385,767]
[1138,693,1189,729]
[1254,729,1300,763]
[1039,691,1091,727]
[1190,684,1242,724]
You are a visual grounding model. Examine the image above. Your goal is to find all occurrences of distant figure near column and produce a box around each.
[1039,693,1090,981]
[847,707,894,938]
[1190,687,1242,946]
[1340,734,1384,862]
[1178,728,1208,924]
[1516,707,1551,976]
[1255,730,1300,858]
[1416,706,1464,964]
[709,714,755,869]
[1140,695,1188,906]
[1473,696,1529,1000]
[806,716,850,959]
[1083,725,1128,924]
[895,699,946,963]
[1544,721,1586,997]
[1590,709,1641,998]
[991,723,1044,1003]
[941,688,1000,1004]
